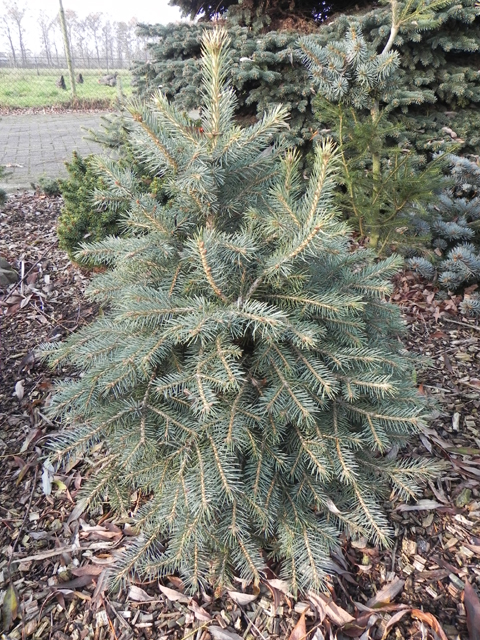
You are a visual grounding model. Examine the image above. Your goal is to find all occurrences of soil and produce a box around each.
[1,191,479,640]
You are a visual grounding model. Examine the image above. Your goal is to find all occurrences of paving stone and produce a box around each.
[0,112,107,191]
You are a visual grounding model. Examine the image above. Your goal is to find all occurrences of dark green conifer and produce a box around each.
[298,4,447,250]
[132,0,480,152]
[57,153,121,262]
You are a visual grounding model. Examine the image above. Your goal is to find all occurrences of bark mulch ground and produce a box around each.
[1,192,480,640]
[0,102,115,117]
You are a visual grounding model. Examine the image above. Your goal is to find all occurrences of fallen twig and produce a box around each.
[6,465,39,578]
[1,241,57,304]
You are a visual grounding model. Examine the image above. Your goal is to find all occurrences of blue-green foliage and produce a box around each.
[131,0,480,152]
[45,30,440,593]
[133,23,311,145]
[407,155,480,314]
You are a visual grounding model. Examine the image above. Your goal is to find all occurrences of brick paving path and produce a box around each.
[0,112,107,191]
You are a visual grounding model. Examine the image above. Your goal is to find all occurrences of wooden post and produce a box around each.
[58,0,76,99]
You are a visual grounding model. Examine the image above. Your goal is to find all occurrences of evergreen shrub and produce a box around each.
[46,30,440,592]
[407,155,480,315]
[299,15,446,252]
[37,176,62,197]
[57,152,121,262]
[0,166,6,206]
[132,0,480,152]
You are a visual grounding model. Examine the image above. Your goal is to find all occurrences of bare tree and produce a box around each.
[102,19,113,71]
[38,10,55,65]
[3,1,27,65]
[84,12,103,67]
[0,12,17,65]
[73,18,88,61]
[59,0,76,98]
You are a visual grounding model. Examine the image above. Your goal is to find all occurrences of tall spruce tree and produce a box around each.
[46,29,439,592]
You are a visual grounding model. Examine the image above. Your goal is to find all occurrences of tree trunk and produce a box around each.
[17,23,27,65]
[58,0,77,98]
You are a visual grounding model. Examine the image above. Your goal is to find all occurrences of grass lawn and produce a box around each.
[0,68,133,108]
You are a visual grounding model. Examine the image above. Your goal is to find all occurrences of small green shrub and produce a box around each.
[0,164,8,205]
[37,176,62,197]
[57,152,122,262]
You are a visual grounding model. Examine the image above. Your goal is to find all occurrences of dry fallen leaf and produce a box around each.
[412,609,448,640]
[188,599,212,622]
[128,585,154,602]
[67,498,87,524]
[289,608,308,640]
[464,582,480,640]
[397,499,443,512]
[227,590,258,606]
[312,593,354,626]
[366,578,405,608]
[308,592,327,623]
[166,575,185,591]
[14,380,24,400]
[159,584,190,603]
[209,626,244,640]
[324,599,355,626]
[381,609,410,639]
[55,575,95,590]
[342,612,374,637]
[71,564,105,577]
[267,578,292,595]
[2,584,19,631]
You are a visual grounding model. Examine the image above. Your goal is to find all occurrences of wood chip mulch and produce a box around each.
[1,192,480,640]
[0,102,114,117]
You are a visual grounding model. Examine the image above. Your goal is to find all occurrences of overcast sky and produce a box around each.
[3,0,184,54]
[29,0,183,24]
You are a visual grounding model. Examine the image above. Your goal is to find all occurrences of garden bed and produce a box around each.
[1,192,479,640]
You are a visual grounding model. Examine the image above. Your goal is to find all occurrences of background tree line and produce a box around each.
[0,0,147,68]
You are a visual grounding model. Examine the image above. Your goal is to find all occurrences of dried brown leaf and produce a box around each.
[166,575,185,591]
[342,612,373,637]
[366,578,405,609]
[308,592,327,623]
[381,609,410,639]
[67,497,87,524]
[465,582,480,640]
[158,585,190,603]
[411,609,448,640]
[188,599,212,622]
[227,590,258,606]
[71,564,105,577]
[128,585,154,602]
[325,600,355,626]
[313,593,354,626]
[209,626,244,640]
[397,499,443,512]
[289,609,308,640]
[2,584,18,631]
[267,578,292,595]
[55,575,95,590]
